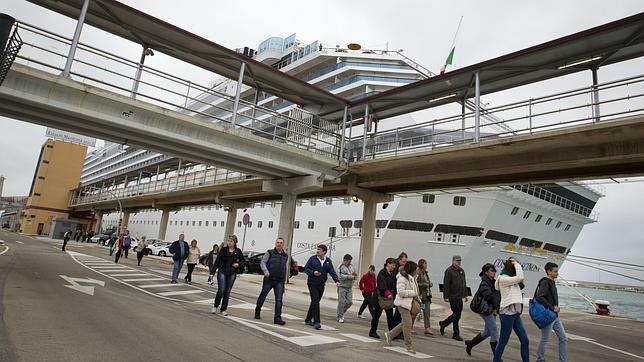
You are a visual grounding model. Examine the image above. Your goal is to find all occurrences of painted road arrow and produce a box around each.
[60,275,105,296]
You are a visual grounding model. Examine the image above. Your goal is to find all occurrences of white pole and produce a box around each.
[63,0,90,77]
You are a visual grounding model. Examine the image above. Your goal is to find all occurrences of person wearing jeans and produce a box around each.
[466,263,501,356]
[494,257,529,362]
[213,235,243,316]
[536,262,567,362]
[255,238,288,325]
[303,244,339,329]
[169,234,189,283]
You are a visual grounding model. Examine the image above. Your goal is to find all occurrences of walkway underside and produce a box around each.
[0,64,340,179]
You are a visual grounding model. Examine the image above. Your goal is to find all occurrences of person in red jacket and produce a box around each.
[358,265,377,319]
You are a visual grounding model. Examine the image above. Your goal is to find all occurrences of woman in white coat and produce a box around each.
[494,257,529,362]
[385,261,421,354]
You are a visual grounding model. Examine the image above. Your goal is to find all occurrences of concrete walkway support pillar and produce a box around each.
[348,182,393,275]
[224,207,237,243]
[93,210,103,233]
[158,209,170,240]
[121,211,130,234]
[277,192,297,260]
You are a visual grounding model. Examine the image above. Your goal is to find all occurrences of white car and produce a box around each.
[148,241,172,257]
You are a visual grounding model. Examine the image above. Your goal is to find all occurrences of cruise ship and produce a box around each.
[83,34,602,291]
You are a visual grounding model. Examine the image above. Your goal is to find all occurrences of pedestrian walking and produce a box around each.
[184,239,200,285]
[536,262,567,362]
[439,255,468,341]
[337,254,357,323]
[416,258,434,335]
[114,236,125,263]
[358,265,376,319]
[303,244,340,330]
[465,263,501,356]
[136,235,148,266]
[212,235,244,316]
[62,230,71,251]
[385,261,422,354]
[169,233,190,283]
[369,258,397,339]
[123,231,131,258]
[494,257,529,362]
[254,237,288,325]
[206,244,220,285]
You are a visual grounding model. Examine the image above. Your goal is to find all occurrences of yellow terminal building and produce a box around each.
[19,139,91,236]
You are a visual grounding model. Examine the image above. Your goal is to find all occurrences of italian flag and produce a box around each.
[439,47,455,75]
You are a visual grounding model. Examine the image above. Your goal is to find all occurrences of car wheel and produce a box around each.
[159,251,166,257]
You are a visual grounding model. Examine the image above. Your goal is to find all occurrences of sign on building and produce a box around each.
[45,128,96,147]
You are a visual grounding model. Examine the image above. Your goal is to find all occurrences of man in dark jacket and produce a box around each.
[440,255,468,341]
[536,262,567,362]
[169,233,189,283]
[303,244,340,329]
[255,237,288,325]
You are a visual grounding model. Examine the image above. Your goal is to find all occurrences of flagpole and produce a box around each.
[449,16,464,52]
[440,16,464,75]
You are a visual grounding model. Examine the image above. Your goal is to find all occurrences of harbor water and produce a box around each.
[558,285,644,321]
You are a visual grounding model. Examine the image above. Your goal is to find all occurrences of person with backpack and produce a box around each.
[358,265,377,319]
[369,258,397,339]
[303,244,340,330]
[536,262,567,362]
[384,261,422,355]
[494,257,529,362]
[169,233,190,283]
[439,255,468,341]
[205,244,220,285]
[123,231,132,258]
[337,254,357,323]
[212,235,244,316]
[183,239,201,285]
[465,263,501,356]
[254,237,288,325]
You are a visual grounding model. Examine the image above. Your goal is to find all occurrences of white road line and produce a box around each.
[92,266,132,270]
[340,333,379,343]
[568,333,644,360]
[15,240,24,244]
[138,283,182,289]
[157,290,205,297]
[228,302,270,311]
[107,274,150,277]
[383,346,433,359]
[93,269,136,273]
[194,299,213,304]
[122,278,165,282]
[0,245,9,256]
[319,325,337,331]
[280,313,301,320]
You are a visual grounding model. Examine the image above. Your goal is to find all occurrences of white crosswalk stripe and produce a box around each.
[158,290,205,297]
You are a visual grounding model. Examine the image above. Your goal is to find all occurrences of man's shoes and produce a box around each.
[211,306,217,314]
[313,323,321,330]
[358,313,366,319]
[384,332,392,345]
[170,280,178,284]
[305,320,313,326]
[220,310,228,316]
[254,312,261,320]
[338,317,344,323]
[369,331,380,339]
[452,335,463,341]
[274,319,286,326]
[439,320,446,336]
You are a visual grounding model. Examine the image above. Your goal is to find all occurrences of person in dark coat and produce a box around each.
[303,244,339,330]
[369,258,397,339]
[205,244,220,285]
[465,263,501,356]
[212,235,244,316]
[254,237,289,325]
[536,262,567,362]
[168,233,189,283]
[439,255,468,341]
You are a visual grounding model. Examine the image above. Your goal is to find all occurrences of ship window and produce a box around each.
[328,227,337,237]
[258,221,262,228]
[192,221,196,226]
[297,200,303,206]
[453,196,466,206]
[564,224,571,231]
[248,221,252,228]
[434,224,482,236]
[376,220,388,229]
[543,243,567,254]
[198,221,202,226]
[294,221,300,229]
[485,229,518,244]
[310,199,317,206]
[344,197,351,204]
[185,220,189,226]
[220,221,224,227]
[205,221,209,227]
[268,221,273,228]
[545,218,553,225]
[237,221,242,227]
[208,206,211,210]
[510,207,519,215]
[422,194,435,203]
[388,220,434,232]
[260,202,265,208]
[180,221,183,226]
[436,233,443,242]
[519,238,543,248]
[535,215,542,223]
[451,234,458,243]
[326,198,333,205]
[213,221,216,227]
[354,220,363,229]
[555,221,562,229]
[271,201,277,208]
[308,221,315,229]
[339,220,353,228]
[523,211,531,219]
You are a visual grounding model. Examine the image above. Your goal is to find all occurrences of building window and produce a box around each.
[34,193,41,196]
[453,196,466,206]
[565,224,571,231]
[523,211,531,219]
[510,207,519,215]
[555,221,562,229]
[294,221,300,229]
[38,176,45,180]
[546,218,553,225]
[268,221,274,228]
[46,145,54,148]
[257,221,262,228]
[535,215,542,223]
[237,221,242,227]
[42,160,49,164]
[326,198,333,205]
[422,194,435,203]
[308,221,315,229]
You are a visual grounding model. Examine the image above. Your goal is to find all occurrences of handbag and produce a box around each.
[469,290,490,314]
[410,298,421,316]
[378,295,394,310]
[529,279,558,328]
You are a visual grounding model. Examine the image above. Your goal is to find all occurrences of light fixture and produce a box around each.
[557,56,602,70]
[351,195,359,203]
[428,93,457,103]
[382,203,389,209]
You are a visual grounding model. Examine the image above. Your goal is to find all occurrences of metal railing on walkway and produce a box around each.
[12,21,342,159]
[0,23,22,86]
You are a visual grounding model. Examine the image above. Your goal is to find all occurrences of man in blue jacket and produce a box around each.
[304,244,340,329]
[168,233,189,283]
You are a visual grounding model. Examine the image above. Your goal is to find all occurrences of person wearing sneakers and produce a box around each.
[465,263,501,357]
[358,265,377,319]
[385,261,421,355]
[169,233,190,283]
[439,255,468,341]
[337,254,357,323]
[254,237,288,326]
[303,244,340,330]
[212,235,244,316]
[183,239,200,285]
[205,244,219,285]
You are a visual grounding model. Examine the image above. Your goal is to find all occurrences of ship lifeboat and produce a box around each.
[595,299,610,315]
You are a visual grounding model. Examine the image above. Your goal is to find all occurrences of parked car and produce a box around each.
[245,252,298,277]
[148,241,172,257]
[93,233,114,245]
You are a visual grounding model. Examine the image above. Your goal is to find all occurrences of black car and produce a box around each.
[245,252,298,277]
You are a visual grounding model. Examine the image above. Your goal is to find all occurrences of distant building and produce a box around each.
[19,139,91,236]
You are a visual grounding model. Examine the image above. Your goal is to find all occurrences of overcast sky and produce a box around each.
[1,0,643,285]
